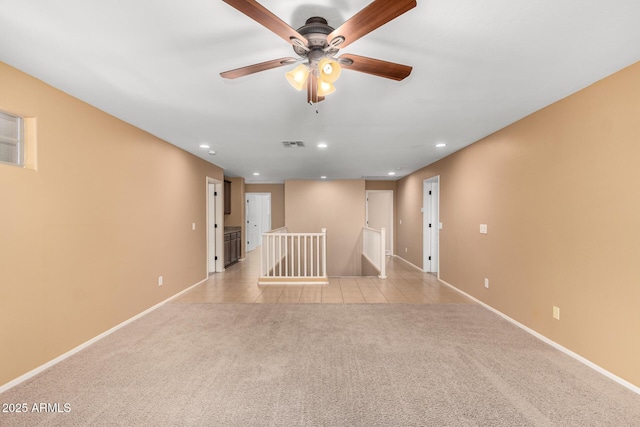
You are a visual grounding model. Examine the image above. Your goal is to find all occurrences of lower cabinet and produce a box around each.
[224,231,241,267]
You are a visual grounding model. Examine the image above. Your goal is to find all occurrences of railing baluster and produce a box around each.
[296,235,300,277]
[287,235,291,276]
[315,235,319,277]
[278,235,282,277]
[379,228,386,279]
[322,228,327,278]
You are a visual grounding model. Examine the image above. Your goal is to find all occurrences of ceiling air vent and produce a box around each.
[282,140,305,148]
[361,176,402,181]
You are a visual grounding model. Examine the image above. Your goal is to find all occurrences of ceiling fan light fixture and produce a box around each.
[317,78,335,96]
[285,64,309,91]
[318,58,341,83]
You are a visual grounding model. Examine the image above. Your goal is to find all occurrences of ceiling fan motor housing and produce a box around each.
[292,17,339,63]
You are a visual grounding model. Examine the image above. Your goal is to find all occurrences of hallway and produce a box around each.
[174,248,474,304]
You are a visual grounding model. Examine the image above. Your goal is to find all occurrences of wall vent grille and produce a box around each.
[361,176,402,181]
[282,140,305,148]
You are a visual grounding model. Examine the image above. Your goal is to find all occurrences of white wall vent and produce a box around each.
[282,141,305,148]
[361,176,402,181]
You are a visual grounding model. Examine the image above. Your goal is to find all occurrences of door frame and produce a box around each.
[206,177,224,274]
[423,176,440,275]
[365,189,394,256]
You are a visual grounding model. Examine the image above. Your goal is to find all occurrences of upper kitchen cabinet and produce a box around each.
[224,180,231,214]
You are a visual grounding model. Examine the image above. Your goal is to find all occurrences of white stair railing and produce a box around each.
[362,226,386,279]
[259,228,328,285]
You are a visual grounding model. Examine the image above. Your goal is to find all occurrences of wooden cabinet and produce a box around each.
[224,180,231,214]
[224,230,241,267]
[224,233,231,266]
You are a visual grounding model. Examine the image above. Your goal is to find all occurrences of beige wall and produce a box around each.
[285,180,365,276]
[245,183,284,229]
[397,61,640,388]
[0,62,224,387]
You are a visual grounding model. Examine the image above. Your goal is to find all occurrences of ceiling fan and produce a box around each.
[219,0,416,103]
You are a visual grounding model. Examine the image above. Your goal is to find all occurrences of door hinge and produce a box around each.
[215,256,218,261]
[214,191,218,196]
[428,223,432,228]
[214,224,218,228]
[429,190,432,195]
[428,256,431,261]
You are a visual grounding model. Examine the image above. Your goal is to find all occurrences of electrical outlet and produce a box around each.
[192,222,196,230]
[405,247,408,253]
[553,306,560,320]
[158,276,163,286]
[484,278,489,288]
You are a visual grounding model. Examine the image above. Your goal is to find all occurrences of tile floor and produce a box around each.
[174,247,474,305]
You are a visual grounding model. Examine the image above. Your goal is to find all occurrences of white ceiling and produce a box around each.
[1,1,639,183]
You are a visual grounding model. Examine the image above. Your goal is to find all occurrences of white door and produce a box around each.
[423,177,440,273]
[246,194,260,252]
[246,193,272,253]
[366,190,393,255]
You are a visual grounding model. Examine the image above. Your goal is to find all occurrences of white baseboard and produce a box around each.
[393,255,423,272]
[0,277,208,394]
[438,278,640,396]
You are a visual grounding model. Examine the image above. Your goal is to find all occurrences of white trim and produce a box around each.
[438,278,640,396]
[0,277,208,394]
[393,254,423,272]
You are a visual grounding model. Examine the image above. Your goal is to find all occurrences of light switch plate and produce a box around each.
[480,224,488,234]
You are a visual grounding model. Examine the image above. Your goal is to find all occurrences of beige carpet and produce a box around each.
[2,303,639,426]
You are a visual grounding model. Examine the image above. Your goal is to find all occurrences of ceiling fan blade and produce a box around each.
[327,0,416,49]
[220,57,298,79]
[222,0,308,48]
[338,54,412,81]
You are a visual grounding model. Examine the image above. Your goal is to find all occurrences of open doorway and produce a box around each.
[245,193,271,253]
[207,177,224,274]
[423,176,440,274]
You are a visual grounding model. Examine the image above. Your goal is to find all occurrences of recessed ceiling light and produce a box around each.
[388,172,396,176]
[253,172,260,176]
[208,150,216,155]
[317,143,328,148]
[320,176,327,179]
[435,143,447,148]
[199,144,210,149]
